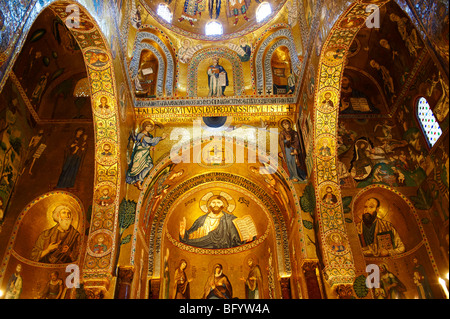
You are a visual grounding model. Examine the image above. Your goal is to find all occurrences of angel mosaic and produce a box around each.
[126,120,166,190]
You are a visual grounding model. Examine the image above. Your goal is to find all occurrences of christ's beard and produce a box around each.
[59,218,72,231]
[210,205,223,214]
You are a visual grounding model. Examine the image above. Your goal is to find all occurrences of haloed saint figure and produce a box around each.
[202,263,233,299]
[279,119,306,182]
[30,205,81,264]
[356,197,405,257]
[207,57,228,97]
[56,128,87,189]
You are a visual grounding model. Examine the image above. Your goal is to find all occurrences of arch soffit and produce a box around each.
[312,0,394,287]
[42,1,122,287]
[130,30,175,96]
[254,27,301,93]
[264,38,298,92]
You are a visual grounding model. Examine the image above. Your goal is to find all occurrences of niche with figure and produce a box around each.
[135,50,159,98]
[271,46,295,95]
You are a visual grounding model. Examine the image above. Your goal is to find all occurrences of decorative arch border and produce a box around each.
[254,27,301,94]
[130,31,175,97]
[186,47,245,97]
[130,136,309,278]
[351,184,440,278]
[148,172,291,275]
[311,0,392,289]
[148,176,287,279]
[0,191,85,284]
[47,2,123,295]
[129,42,165,97]
[0,1,123,296]
[264,37,297,94]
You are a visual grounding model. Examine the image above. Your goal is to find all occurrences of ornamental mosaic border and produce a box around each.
[254,27,301,94]
[129,41,165,97]
[145,172,291,277]
[0,191,85,285]
[130,31,175,96]
[134,95,297,107]
[263,37,297,93]
[352,184,441,279]
[48,2,123,286]
[312,0,392,287]
[130,136,305,269]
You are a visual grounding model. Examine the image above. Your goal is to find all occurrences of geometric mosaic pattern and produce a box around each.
[417,97,442,147]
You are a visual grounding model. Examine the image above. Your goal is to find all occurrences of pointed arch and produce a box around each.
[130,43,166,97]
[264,38,297,94]
[128,136,311,297]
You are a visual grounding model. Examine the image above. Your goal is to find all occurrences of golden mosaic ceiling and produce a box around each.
[141,0,288,40]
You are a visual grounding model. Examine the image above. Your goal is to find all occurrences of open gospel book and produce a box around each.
[218,72,227,87]
[350,97,371,112]
[227,43,246,56]
[232,215,257,242]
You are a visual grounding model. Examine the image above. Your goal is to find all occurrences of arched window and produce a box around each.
[157,3,172,23]
[256,2,272,23]
[417,97,442,148]
[205,20,223,36]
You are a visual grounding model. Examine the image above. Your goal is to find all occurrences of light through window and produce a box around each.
[417,97,442,147]
[256,2,272,23]
[157,4,172,23]
[205,20,223,36]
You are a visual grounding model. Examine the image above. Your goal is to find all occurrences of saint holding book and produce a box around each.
[179,192,256,249]
[207,57,228,97]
